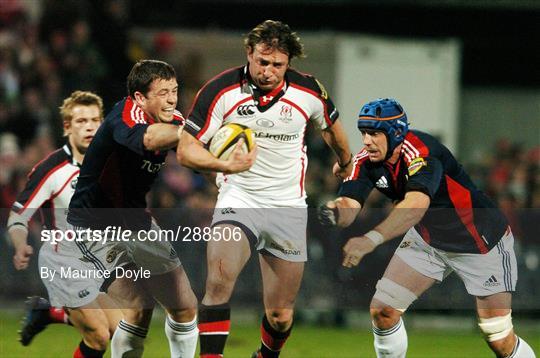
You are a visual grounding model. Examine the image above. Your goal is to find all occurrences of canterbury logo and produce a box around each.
[78,289,90,298]
[237,105,255,116]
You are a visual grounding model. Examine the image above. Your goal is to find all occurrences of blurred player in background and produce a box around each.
[178,20,352,358]
[6,91,124,356]
[65,60,198,357]
[320,98,536,358]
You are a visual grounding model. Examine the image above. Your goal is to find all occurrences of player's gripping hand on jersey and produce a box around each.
[318,197,361,228]
[318,202,339,226]
[332,153,353,180]
[222,138,258,174]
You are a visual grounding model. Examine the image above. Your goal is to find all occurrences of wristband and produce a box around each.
[364,230,384,246]
[7,222,28,231]
[338,154,352,168]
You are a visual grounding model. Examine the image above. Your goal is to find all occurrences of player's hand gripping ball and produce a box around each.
[209,123,255,160]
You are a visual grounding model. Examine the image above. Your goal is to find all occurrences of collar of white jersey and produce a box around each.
[63,142,81,167]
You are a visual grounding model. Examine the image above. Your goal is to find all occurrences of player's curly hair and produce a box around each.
[60,90,104,125]
[244,20,305,60]
[127,59,176,97]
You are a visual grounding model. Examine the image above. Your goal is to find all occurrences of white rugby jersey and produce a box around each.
[185,66,339,202]
[11,144,80,230]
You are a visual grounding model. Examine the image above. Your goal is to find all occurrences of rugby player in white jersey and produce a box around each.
[178,20,353,358]
[7,91,123,357]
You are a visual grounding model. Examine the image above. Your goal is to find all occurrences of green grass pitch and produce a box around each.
[1,309,538,357]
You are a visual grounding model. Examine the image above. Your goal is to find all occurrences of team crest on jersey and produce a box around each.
[314,78,328,100]
[399,240,412,249]
[106,247,120,263]
[407,157,427,176]
[279,105,293,122]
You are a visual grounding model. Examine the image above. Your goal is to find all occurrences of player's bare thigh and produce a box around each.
[259,253,304,330]
[259,253,304,309]
[203,223,252,305]
[476,291,512,318]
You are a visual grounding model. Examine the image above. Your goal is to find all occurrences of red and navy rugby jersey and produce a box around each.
[339,130,508,254]
[67,97,183,230]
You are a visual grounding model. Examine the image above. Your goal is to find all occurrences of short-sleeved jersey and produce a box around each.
[339,130,508,254]
[184,65,339,203]
[11,144,80,230]
[67,97,184,230]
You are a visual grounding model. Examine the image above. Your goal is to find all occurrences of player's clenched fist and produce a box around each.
[342,236,377,268]
[13,244,33,270]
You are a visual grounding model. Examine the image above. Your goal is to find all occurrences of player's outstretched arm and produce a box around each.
[342,191,430,268]
[7,212,33,270]
[143,123,182,151]
[321,120,353,179]
[373,191,430,241]
[318,196,362,228]
[177,130,257,174]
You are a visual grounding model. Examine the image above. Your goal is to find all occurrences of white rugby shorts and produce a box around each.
[212,184,308,262]
[395,227,517,296]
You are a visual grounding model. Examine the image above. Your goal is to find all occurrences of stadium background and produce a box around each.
[0,0,538,356]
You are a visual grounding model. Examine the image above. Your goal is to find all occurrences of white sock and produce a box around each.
[165,314,199,358]
[509,336,537,358]
[372,317,408,358]
[111,319,148,358]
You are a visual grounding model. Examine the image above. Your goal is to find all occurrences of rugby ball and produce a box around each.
[209,123,255,160]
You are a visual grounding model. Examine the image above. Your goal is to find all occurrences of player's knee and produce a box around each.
[370,306,402,330]
[205,279,234,302]
[372,278,417,314]
[168,307,197,323]
[266,309,293,332]
[83,325,110,351]
[478,313,515,356]
[123,308,153,328]
[205,268,238,300]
